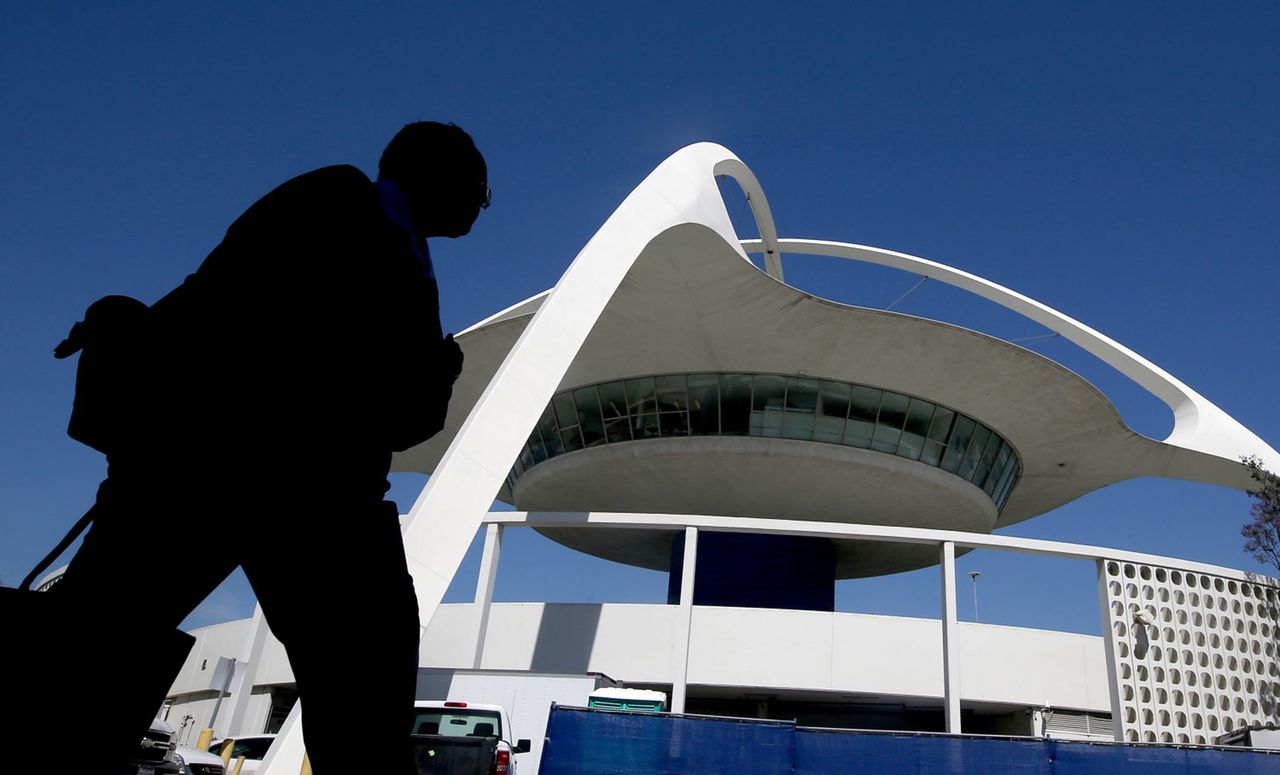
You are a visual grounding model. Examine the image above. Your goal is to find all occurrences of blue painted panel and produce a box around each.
[796,727,1053,774]
[540,706,1280,774]
[540,706,793,775]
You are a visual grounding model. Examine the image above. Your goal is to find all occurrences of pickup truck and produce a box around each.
[410,700,532,775]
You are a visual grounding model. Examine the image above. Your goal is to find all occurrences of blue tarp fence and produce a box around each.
[538,705,1280,774]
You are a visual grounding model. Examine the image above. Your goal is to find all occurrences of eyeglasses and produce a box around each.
[480,184,491,209]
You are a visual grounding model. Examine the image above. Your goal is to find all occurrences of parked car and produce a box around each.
[122,719,181,775]
[173,745,225,775]
[412,700,532,775]
[208,734,277,775]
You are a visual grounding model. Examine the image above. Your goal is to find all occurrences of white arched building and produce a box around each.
[157,144,1280,764]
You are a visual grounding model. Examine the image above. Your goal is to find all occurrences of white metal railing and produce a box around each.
[469,510,1280,741]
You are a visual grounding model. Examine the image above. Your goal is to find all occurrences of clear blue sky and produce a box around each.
[2,3,1278,637]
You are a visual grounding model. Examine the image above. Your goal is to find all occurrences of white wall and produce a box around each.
[422,602,1110,711]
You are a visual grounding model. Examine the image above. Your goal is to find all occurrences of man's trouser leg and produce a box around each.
[43,475,240,774]
[244,498,419,775]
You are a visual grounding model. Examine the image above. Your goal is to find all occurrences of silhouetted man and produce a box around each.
[50,122,486,774]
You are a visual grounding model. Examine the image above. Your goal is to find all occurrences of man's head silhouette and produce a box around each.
[378,121,488,239]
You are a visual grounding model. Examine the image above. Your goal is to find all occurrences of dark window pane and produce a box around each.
[574,386,605,447]
[814,415,846,444]
[529,430,548,463]
[561,425,583,452]
[904,399,935,438]
[634,413,660,439]
[514,451,528,474]
[785,378,818,413]
[900,400,929,457]
[542,401,567,457]
[872,423,902,453]
[751,375,786,438]
[660,412,688,436]
[818,381,851,420]
[687,374,719,435]
[921,439,946,466]
[927,408,955,442]
[958,424,992,480]
[552,393,577,428]
[783,377,818,439]
[844,419,874,448]
[656,374,688,413]
[719,374,752,435]
[995,460,1020,509]
[898,431,925,461]
[605,417,632,443]
[752,375,786,412]
[973,436,1004,490]
[783,413,813,439]
[625,377,657,415]
[984,443,1012,495]
[877,392,910,430]
[850,386,881,423]
[941,416,976,473]
[598,381,628,419]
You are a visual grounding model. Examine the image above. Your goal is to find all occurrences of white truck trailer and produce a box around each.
[415,668,614,774]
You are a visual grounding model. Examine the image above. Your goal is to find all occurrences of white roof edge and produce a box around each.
[458,289,552,335]
[742,237,1279,474]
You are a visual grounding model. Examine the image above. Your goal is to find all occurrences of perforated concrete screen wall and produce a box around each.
[1101,559,1280,743]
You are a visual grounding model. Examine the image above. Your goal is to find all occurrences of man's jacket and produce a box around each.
[146,165,457,460]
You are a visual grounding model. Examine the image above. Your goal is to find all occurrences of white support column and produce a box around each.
[940,540,961,733]
[472,523,503,669]
[670,526,698,714]
[224,603,270,737]
[1096,558,1124,741]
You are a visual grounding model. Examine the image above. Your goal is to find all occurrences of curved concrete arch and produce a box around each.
[741,237,1278,472]
[402,143,750,628]
[712,157,783,280]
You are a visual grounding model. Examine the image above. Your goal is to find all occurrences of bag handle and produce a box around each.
[19,507,95,591]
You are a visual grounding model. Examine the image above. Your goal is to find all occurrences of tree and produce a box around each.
[1241,456,1280,572]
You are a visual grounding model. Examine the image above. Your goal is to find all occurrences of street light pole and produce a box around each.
[968,571,981,622]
